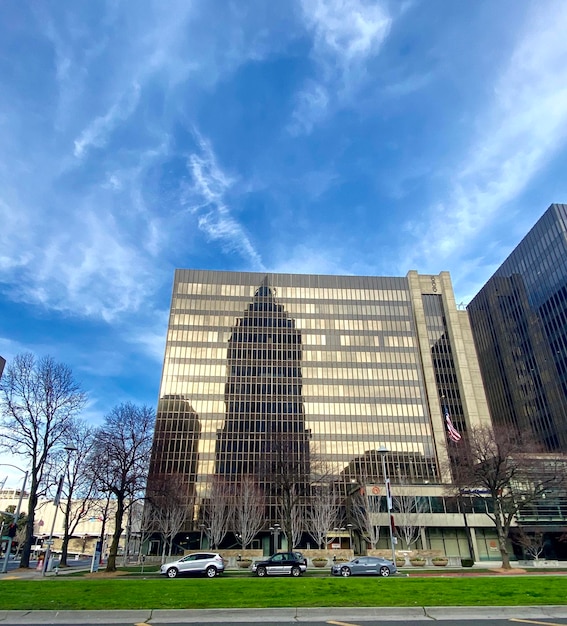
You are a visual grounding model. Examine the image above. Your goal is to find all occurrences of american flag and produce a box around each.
[444,406,462,442]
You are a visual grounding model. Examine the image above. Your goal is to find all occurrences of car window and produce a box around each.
[181,555,196,562]
[272,554,284,562]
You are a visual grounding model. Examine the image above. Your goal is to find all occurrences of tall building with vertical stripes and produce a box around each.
[468,204,567,453]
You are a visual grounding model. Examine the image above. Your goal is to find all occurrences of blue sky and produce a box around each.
[2,0,567,483]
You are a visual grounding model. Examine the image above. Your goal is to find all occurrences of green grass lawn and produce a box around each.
[0,576,565,610]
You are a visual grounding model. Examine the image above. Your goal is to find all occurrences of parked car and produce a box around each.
[160,552,225,578]
[251,552,307,577]
[331,556,397,577]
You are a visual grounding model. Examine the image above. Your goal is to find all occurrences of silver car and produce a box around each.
[160,552,225,578]
[331,556,397,577]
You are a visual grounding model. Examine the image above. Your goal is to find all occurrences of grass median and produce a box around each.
[0,575,566,610]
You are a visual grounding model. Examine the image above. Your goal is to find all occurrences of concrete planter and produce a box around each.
[432,558,448,567]
[237,559,253,568]
[410,558,426,567]
[312,559,328,568]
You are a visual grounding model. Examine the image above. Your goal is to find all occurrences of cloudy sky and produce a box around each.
[2,0,567,482]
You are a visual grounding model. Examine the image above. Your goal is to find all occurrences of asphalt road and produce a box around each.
[1,557,104,573]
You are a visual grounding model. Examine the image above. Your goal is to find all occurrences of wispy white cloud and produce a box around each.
[303,0,392,65]
[0,1,283,326]
[183,132,265,270]
[291,0,392,134]
[73,82,141,158]
[403,1,567,295]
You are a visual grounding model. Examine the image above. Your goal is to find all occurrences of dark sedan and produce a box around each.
[251,552,307,577]
[331,556,397,577]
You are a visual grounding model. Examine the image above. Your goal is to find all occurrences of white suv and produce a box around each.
[160,552,225,578]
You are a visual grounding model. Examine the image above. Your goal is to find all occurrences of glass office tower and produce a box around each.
[149,269,492,554]
[468,204,567,452]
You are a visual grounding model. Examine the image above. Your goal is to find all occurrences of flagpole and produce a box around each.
[378,446,397,565]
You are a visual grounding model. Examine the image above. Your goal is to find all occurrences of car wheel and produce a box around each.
[256,566,267,577]
[379,566,390,577]
[205,566,217,578]
[340,566,351,577]
[166,567,178,578]
[291,566,301,577]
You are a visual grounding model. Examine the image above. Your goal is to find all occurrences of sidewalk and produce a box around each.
[1,606,567,624]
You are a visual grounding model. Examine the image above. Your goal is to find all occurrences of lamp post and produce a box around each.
[42,446,77,575]
[0,464,29,573]
[346,523,353,552]
[378,446,397,564]
[269,523,280,552]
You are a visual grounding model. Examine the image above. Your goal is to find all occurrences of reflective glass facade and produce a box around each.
[468,204,567,452]
[149,269,490,538]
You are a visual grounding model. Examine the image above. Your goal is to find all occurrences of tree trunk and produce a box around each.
[59,500,72,567]
[19,476,38,569]
[106,497,124,572]
[60,534,70,567]
[494,501,511,569]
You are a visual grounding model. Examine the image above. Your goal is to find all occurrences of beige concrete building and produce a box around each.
[0,489,141,559]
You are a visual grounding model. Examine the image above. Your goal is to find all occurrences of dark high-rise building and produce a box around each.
[150,269,497,558]
[468,203,567,452]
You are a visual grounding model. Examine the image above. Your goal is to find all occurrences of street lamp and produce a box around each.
[378,446,397,564]
[269,523,280,552]
[0,463,29,574]
[42,446,77,575]
[346,523,353,552]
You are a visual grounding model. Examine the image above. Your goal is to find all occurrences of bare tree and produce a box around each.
[57,420,97,566]
[305,483,341,549]
[350,485,381,550]
[514,528,545,561]
[146,475,188,562]
[89,402,154,572]
[202,477,231,549]
[260,432,317,549]
[392,493,429,551]
[0,353,86,568]
[233,476,265,549]
[289,501,303,549]
[136,500,159,568]
[449,424,567,569]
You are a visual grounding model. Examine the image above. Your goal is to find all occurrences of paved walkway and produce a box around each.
[1,606,567,624]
